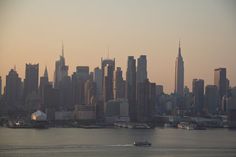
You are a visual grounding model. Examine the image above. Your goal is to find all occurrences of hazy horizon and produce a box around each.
[0,0,236,93]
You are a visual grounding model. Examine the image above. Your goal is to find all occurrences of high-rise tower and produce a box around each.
[126,56,136,121]
[113,67,125,99]
[6,69,22,107]
[137,55,147,83]
[24,63,39,99]
[214,68,227,100]
[54,42,68,88]
[192,79,204,114]
[175,41,184,96]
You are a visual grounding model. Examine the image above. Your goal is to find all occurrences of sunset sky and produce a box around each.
[0,0,235,93]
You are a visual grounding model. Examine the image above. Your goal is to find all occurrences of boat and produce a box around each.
[133,141,152,147]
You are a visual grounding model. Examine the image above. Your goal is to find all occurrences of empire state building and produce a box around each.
[175,41,184,96]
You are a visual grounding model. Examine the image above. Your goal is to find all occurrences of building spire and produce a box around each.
[178,39,182,57]
[62,40,64,58]
[44,66,48,78]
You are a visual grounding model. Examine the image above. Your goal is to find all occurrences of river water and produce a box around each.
[0,127,236,157]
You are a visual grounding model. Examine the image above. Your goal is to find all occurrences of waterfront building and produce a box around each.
[73,104,96,121]
[226,87,236,128]
[136,79,156,122]
[105,99,129,123]
[55,111,73,121]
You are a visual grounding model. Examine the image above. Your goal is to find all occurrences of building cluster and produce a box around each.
[0,43,235,125]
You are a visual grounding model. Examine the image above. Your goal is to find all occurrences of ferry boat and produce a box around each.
[133,141,152,147]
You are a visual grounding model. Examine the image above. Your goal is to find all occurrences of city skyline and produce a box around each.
[0,42,235,94]
[0,0,236,93]
[0,46,234,95]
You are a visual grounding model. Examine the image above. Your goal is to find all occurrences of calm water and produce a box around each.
[0,127,236,157]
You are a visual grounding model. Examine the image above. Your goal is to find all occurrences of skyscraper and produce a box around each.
[137,55,147,83]
[39,67,49,111]
[192,79,204,114]
[72,66,90,106]
[214,68,227,107]
[101,57,115,96]
[136,79,156,122]
[205,85,218,114]
[84,78,96,105]
[58,75,72,110]
[101,58,115,74]
[24,63,39,100]
[5,69,22,108]
[43,83,60,121]
[103,64,114,102]
[76,66,90,80]
[54,43,68,88]
[156,85,164,96]
[93,67,103,100]
[175,41,184,96]
[126,56,136,121]
[113,67,125,99]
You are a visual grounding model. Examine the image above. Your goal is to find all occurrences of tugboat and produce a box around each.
[133,141,152,147]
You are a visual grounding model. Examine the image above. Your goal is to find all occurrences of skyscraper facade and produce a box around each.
[136,79,156,122]
[192,79,204,114]
[103,65,114,102]
[5,69,22,108]
[59,76,72,110]
[205,85,218,114]
[39,67,49,111]
[175,42,184,96]
[72,66,90,106]
[84,78,96,105]
[137,55,147,83]
[101,58,115,96]
[23,63,39,100]
[126,56,136,121]
[214,68,227,108]
[113,67,125,99]
[93,67,103,100]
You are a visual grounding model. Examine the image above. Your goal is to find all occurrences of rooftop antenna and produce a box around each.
[62,40,64,57]
[14,65,16,71]
[107,45,110,59]
[178,39,182,57]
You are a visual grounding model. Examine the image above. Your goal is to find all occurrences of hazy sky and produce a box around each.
[0,0,235,93]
